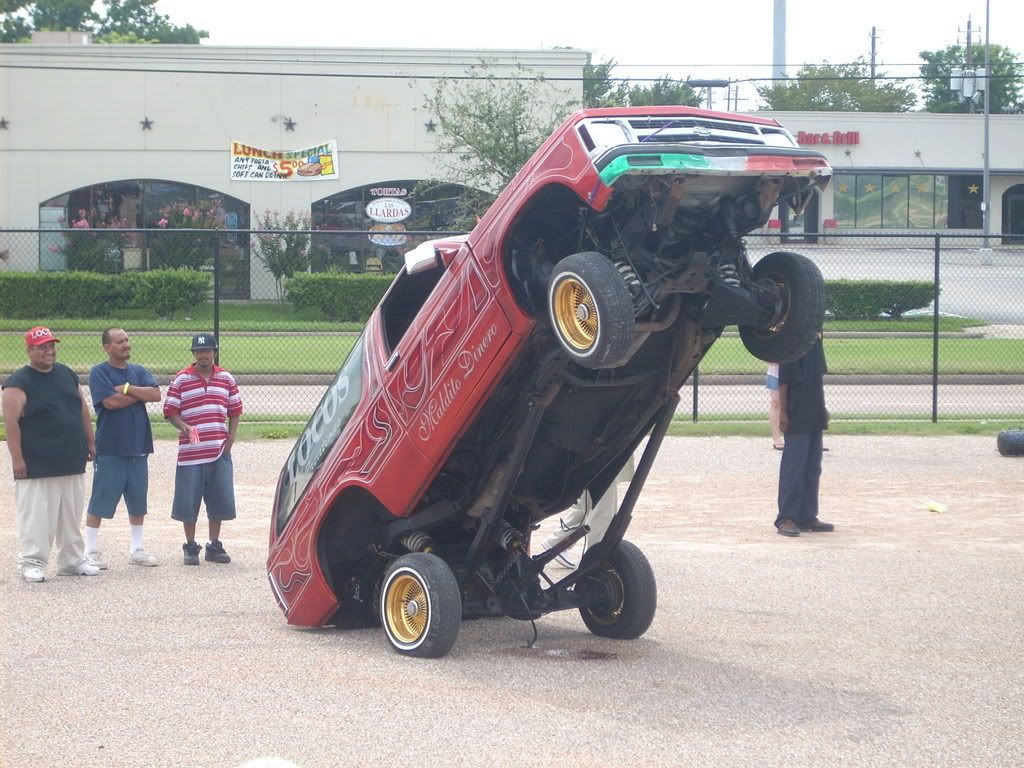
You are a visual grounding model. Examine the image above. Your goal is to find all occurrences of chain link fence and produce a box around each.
[1,228,1022,425]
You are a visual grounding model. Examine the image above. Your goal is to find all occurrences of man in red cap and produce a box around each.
[2,327,100,582]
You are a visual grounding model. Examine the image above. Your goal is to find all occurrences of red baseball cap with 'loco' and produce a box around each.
[25,326,60,346]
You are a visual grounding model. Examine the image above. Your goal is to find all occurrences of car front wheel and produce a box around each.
[380,553,461,658]
[548,252,636,369]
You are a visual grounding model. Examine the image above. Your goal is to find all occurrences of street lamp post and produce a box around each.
[688,79,731,110]
[949,0,992,253]
[982,0,991,249]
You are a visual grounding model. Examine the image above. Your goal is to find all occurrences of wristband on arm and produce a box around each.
[122,382,130,395]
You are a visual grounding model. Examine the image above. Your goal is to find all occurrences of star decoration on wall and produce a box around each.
[283,117,297,131]
[915,184,930,193]
[844,149,852,157]
[914,150,922,158]
[968,184,980,194]
[140,117,153,130]
[889,184,902,193]
[837,183,848,193]
[863,183,877,193]
[425,119,438,132]
[0,117,8,130]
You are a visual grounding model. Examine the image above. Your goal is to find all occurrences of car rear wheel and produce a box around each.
[548,252,636,369]
[739,251,825,364]
[578,539,657,640]
[380,553,461,658]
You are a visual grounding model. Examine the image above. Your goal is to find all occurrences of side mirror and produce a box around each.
[404,240,441,275]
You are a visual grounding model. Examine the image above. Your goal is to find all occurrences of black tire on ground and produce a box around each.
[548,252,636,369]
[739,250,825,364]
[997,429,1024,456]
[380,553,461,658]
[578,539,657,640]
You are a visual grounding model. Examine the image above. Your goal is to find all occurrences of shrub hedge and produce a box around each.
[284,272,394,321]
[0,270,933,325]
[825,280,934,320]
[0,270,211,319]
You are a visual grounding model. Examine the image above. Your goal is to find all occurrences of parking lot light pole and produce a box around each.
[982,0,991,250]
[687,79,731,110]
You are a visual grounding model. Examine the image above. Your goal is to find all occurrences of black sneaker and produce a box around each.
[205,540,231,564]
[183,541,202,566]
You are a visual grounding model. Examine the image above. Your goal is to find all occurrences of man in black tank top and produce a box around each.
[2,327,101,582]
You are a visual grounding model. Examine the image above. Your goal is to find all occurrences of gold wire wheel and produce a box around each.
[384,573,429,645]
[584,567,625,626]
[553,277,599,352]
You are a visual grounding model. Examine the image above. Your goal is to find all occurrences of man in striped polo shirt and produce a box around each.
[163,334,243,565]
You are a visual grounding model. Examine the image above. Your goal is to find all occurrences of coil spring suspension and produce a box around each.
[614,260,644,303]
[400,531,435,553]
[717,261,741,287]
[497,523,525,553]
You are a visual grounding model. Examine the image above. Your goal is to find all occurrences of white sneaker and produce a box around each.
[57,561,100,576]
[21,567,45,583]
[85,549,109,570]
[128,548,158,567]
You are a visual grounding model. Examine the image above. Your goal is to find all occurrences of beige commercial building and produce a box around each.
[0,38,585,297]
[759,111,1024,243]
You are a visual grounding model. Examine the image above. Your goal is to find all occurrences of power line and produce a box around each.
[0,47,1019,71]
[0,60,1018,83]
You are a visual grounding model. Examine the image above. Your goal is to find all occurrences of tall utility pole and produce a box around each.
[773,0,787,80]
[870,26,877,79]
[982,0,991,248]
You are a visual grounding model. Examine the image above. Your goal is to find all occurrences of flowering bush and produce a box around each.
[252,209,311,299]
[61,209,138,273]
[148,201,224,270]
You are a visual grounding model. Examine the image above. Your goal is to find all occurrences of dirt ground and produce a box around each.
[1,436,1022,768]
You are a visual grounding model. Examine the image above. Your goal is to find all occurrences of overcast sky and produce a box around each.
[157,0,1022,108]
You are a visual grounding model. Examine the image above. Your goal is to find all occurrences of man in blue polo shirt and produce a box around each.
[84,328,162,568]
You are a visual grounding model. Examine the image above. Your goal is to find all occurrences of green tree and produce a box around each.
[918,44,1022,113]
[623,76,701,107]
[0,0,206,43]
[97,0,206,44]
[757,59,916,112]
[252,210,312,300]
[421,59,580,222]
[583,53,619,107]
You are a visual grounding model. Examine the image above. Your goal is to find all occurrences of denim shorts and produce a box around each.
[87,454,149,519]
[170,453,237,523]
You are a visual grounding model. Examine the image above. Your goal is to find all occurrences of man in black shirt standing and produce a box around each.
[2,326,101,581]
[775,332,835,537]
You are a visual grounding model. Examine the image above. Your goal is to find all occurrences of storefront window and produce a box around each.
[935,176,950,228]
[908,175,935,228]
[39,181,251,297]
[855,175,883,229]
[882,176,909,228]
[834,174,856,228]
[831,173,974,230]
[311,180,473,273]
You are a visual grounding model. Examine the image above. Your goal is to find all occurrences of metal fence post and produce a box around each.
[213,235,221,365]
[932,235,940,423]
[692,365,699,422]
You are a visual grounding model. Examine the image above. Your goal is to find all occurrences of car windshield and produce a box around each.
[275,335,365,534]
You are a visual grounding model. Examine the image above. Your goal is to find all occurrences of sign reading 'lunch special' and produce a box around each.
[230,140,339,181]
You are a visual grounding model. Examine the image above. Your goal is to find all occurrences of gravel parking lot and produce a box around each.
[1,436,1022,768]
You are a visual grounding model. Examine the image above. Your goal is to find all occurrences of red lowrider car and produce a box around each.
[268,106,832,657]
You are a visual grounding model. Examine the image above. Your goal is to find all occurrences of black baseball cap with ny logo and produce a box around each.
[191,333,218,350]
